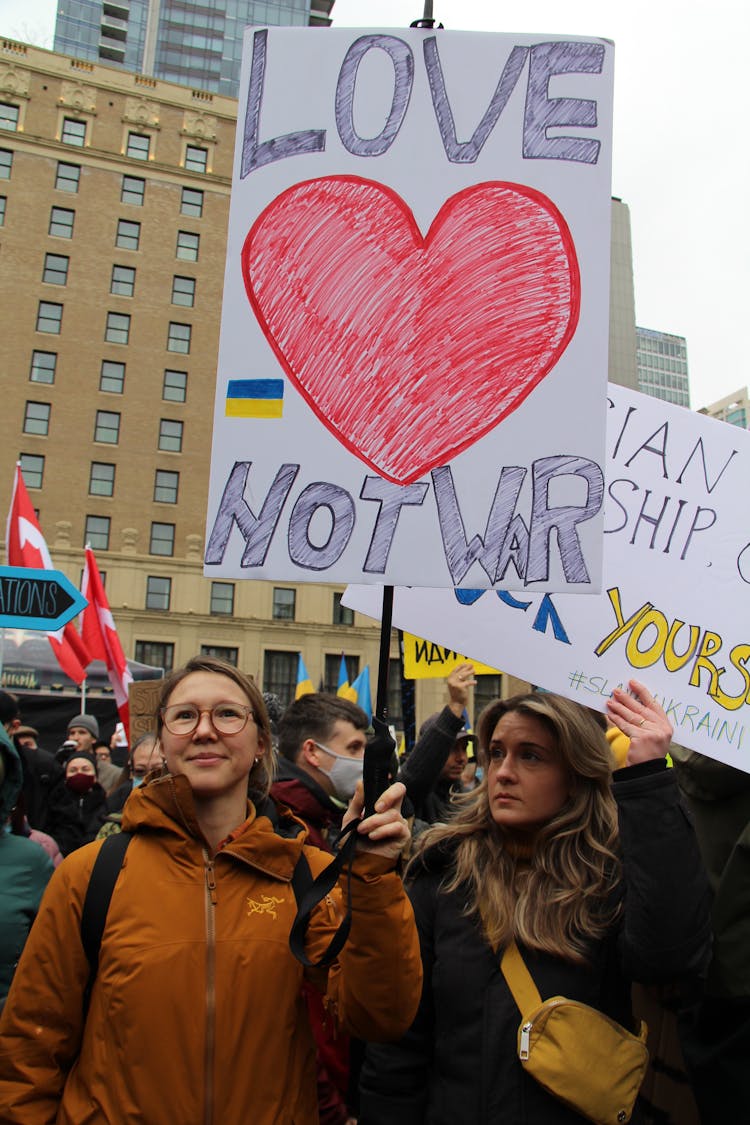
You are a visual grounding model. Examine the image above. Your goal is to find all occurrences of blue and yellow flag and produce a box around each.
[350,666,373,720]
[295,654,314,699]
[225,379,284,419]
[336,653,349,697]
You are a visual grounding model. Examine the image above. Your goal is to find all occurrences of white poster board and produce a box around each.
[204,28,614,590]
[345,386,750,770]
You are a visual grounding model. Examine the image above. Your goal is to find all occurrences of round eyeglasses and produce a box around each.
[161,703,255,736]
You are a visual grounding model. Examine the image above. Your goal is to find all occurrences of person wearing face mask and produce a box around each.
[274,694,369,850]
[47,753,108,855]
[273,693,370,1125]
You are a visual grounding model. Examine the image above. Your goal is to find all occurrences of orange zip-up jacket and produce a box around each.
[0,772,422,1124]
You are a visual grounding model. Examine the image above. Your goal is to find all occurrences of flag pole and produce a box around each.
[375,586,394,723]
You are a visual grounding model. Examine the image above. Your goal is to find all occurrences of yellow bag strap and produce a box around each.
[500,940,543,1019]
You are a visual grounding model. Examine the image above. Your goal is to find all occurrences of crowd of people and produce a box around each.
[0,658,744,1123]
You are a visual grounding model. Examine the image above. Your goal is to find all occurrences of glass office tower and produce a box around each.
[54,0,334,96]
[636,326,691,409]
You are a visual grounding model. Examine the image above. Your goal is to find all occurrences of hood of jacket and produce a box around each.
[0,727,23,823]
[122,770,310,880]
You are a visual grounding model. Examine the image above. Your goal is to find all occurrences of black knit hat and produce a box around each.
[65,750,98,774]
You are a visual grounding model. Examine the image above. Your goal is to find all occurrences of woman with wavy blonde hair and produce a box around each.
[361,679,712,1125]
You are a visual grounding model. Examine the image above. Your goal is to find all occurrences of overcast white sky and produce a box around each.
[2,0,747,411]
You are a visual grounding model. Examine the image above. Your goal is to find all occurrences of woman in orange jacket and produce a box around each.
[0,655,421,1124]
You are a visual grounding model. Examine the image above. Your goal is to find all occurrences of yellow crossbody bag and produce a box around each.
[500,940,650,1125]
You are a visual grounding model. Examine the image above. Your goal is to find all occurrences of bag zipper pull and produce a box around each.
[520,1021,531,1060]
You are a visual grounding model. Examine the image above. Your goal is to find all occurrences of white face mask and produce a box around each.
[313,740,364,802]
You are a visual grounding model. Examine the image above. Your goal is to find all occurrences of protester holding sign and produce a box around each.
[0,656,421,1124]
[360,681,712,1125]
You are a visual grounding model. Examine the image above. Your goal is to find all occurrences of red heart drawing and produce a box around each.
[242,176,580,485]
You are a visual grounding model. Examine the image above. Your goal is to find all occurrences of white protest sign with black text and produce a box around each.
[345,385,750,769]
[205,28,614,590]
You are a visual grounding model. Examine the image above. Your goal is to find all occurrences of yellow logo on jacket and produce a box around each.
[246,894,285,919]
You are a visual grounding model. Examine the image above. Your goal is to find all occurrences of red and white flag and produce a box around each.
[6,463,90,685]
[81,545,133,740]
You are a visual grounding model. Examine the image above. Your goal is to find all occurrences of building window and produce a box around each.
[474,673,503,720]
[20,453,45,489]
[324,654,359,695]
[121,175,145,205]
[145,576,171,610]
[150,522,175,556]
[89,462,115,497]
[0,148,12,178]
[55,162,80,192]
[30,350,56,383]
[36,302,63,334]
[85,515,110,550]
[163,369,187,402]
[42,253,70,286]
[154,469,179,503]
[181,187,203,217]
[49,206,75,238]
[176,230,199,261]
[111,264,135,297]
[167,322,191,354]
[210,582,234,616]
[100,360,125,393]
[200,645,238,665]
[135,640,174,672]
[0,195,6,225]
[158,418,183,452]
[333,592,354,626]
[263,650,298,710]
[94,410,120,444]
[61,117,86,146]
[105,311,131,344]
[126,131,150,160]
[272,587,296,621]
[184,144,207,173]
[171,275,195,307]
[23,401,51,436]
[0,103,19,131]
[116,219,140,250]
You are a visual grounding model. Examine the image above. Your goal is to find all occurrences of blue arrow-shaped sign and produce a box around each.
[0,566,88,631]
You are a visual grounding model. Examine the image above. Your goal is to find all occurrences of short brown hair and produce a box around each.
[277,693,368,762]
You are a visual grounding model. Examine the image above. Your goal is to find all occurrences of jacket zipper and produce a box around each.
[204,850,217,1125]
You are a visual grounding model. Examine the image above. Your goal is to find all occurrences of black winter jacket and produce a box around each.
[360,763,712,1125]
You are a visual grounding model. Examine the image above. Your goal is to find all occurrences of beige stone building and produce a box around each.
[0,39,638,731]
[699,387,749,429]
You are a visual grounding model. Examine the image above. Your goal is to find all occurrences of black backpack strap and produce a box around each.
[80,831,132,1015]
[288,819,360,968]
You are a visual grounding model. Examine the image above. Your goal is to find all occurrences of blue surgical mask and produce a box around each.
[313,741,364,802]
[131,775,145,789]
[475,767,484,783]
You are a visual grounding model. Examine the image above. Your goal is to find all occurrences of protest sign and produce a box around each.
[205,28,614,590]
[344,385,750,770]
[402,632,500,679]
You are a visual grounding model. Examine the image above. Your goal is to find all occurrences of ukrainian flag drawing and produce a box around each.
[225,379,284,418]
